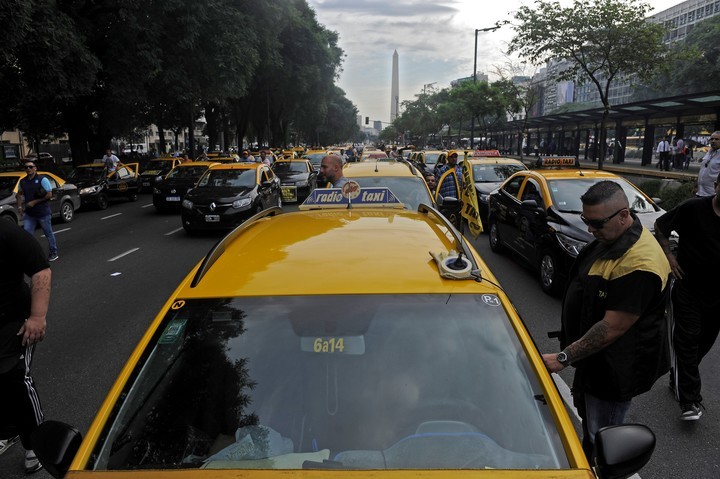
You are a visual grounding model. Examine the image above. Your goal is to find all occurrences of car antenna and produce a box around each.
[375,160,380,172]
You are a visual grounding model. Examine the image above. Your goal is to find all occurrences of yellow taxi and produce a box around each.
[33,186,655,479]
[271,158,318,202]
[152,161,220,212]
[0,169,81,224]
[487,156,668,295]
[67,161,140,209]
[138,157,183,193]
[343,160,433,210]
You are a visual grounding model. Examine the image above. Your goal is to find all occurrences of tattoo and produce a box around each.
[566,319,611,363]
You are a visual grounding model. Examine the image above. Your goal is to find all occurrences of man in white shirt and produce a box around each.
[696,131,720,197]
[656,136,670,171]
[102,149,120,173]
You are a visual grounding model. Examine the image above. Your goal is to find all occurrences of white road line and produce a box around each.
[42,228,70,238]
[142,203,153,208]
[108,248,139,262]
[165,227,184,236]
[101,213,122,220]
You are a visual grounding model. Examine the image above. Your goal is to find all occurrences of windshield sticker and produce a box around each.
[159,318,187,344]
[481,295,501,307]
[300,336,365,355]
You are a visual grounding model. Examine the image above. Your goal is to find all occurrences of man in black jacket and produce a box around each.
[542,181,671,460]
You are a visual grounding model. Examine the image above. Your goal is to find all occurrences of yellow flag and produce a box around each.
[460,159,483,237]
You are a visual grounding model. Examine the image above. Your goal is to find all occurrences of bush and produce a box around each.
[638,179,695,210]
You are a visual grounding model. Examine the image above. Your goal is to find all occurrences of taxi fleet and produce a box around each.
[33,184,655,479]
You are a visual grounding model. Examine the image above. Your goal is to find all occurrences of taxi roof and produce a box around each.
[344,161,419,177]
[208,162,262,170]
[468,157,525,166]
[274,158,310,163]
[173,161,219,168]
[178,209,500,298]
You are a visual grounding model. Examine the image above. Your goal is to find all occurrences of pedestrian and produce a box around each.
[424,172,437,194]
[683,143,693,170]
[240,150,254,162]
[16,162,58,262]
[656,136,670,171]
[675,137,685,170]
[320,154,347,188]
[434,150,461,198]
[102,148,120,173]
[258,150,272,166]
[542,180,671,460]
[695,131,720,197]
[0,220,51,473]
[654,171,720,421]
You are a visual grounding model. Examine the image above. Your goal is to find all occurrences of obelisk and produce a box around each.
[391,50,399,122]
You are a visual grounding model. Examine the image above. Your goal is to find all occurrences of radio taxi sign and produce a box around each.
[300,186,404,209]
[537,156,578,167]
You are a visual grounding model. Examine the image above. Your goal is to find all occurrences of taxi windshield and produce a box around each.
[0,176,20,199]
[548,178,657,213]
[166,166,209,179]
[199,169,256,188]
[347,176,432,210]
[423,153,442,165]
[273,162,308,174]
[472,164,526,183]
[69,166,105,180]
[91,295,567,471]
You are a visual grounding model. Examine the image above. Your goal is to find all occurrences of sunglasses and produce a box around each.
[25,165,36,169]
[580,208,627,229]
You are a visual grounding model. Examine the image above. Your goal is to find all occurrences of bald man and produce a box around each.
[320,155,347,188]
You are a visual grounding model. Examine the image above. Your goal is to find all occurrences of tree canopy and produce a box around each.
[0,0,357,163]
[508,0,667,167]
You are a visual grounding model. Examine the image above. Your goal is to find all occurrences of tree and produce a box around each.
[508,0,667,168]
[449,81,509,146]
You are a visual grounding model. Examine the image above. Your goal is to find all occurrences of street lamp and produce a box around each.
[470,21,508,149]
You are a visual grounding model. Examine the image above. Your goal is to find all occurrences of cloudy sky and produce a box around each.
[307,0,682,125]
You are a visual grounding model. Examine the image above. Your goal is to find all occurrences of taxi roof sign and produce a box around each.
[300,186,404,210]
[535,156,579,168]
[473,149,501,157]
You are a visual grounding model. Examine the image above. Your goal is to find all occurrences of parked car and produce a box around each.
[0,169,81,224]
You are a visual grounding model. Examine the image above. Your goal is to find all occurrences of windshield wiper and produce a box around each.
[303,459,349,469]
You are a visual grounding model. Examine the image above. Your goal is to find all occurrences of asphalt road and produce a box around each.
[0,197,717,478]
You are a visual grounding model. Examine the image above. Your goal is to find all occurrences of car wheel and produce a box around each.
[488,219,503,253]
[60,201,74,223]
[539,250,561,296]
[1,213,18,225]
[97,193,109,210]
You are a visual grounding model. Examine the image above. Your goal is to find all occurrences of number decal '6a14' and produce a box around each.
[300,335,365,355]
[314,337,345,353]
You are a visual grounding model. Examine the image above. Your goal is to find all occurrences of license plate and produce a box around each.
[281,186,297,202]
[205,215,220,223]
[166,196,180,202]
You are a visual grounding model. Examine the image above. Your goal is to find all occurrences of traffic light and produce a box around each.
[365,116,369,125]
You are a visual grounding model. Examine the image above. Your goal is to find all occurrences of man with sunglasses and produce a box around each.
[542,181,671,460]
[654,172,720,421]
[16,163,58,261]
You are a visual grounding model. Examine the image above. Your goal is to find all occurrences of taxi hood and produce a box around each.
[187,186,254,201]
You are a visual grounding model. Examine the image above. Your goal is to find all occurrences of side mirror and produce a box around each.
[437,195,459,208]
[261,180,272,188]
[594,423,655,479]
[31,420,83,479]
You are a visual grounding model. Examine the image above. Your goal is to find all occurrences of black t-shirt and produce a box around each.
[655,196,720,292]
[0,220,49,321]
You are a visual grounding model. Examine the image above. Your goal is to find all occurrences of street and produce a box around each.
[0,197,717,478]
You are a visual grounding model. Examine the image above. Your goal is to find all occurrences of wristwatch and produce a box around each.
[556,351,570,366]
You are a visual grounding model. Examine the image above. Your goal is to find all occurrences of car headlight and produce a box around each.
[555,231,587,257]
[182,199,193,209]
[296,180,308,187]
[79,185,101,195]
[154,176,163,182]
[232,198,252,209]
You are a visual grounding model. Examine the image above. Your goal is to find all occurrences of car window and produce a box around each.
[274,162,308,174]
[548,178,656,213]
[0,176,19,199]
[116,167,133,180]
[200,169,256,188]
[90,295,567,471]
[502,176,524,198]
[349,176,433,210]
[44,176,59,189]
[472,164,526,182]
[69,167,105,181]
[521,179,544,207]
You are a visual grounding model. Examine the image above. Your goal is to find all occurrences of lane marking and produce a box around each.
[165,227,184,236]
[101,213,122,220]
[142,203,153,208]
[42,227,70,238]
[108,248,139,262]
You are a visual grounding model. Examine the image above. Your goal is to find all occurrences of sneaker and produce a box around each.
[48,253,59,262]
[0,435,19,456]
[680,402,704,421]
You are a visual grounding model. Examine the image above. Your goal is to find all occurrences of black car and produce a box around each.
[487,164,666,295]
[153,161,217,212]
[138,158,181,193]
[467,158,528,225]
[181,163,282,234]
[271,159,318,202]
[302,152,328,187]
[0,170,81,224]
[67,162,139,209]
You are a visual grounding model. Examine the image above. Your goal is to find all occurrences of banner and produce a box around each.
[460,159,483,237]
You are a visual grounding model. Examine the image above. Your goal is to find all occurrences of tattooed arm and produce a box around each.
[18,267,52,346]
[543,310,640,372]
